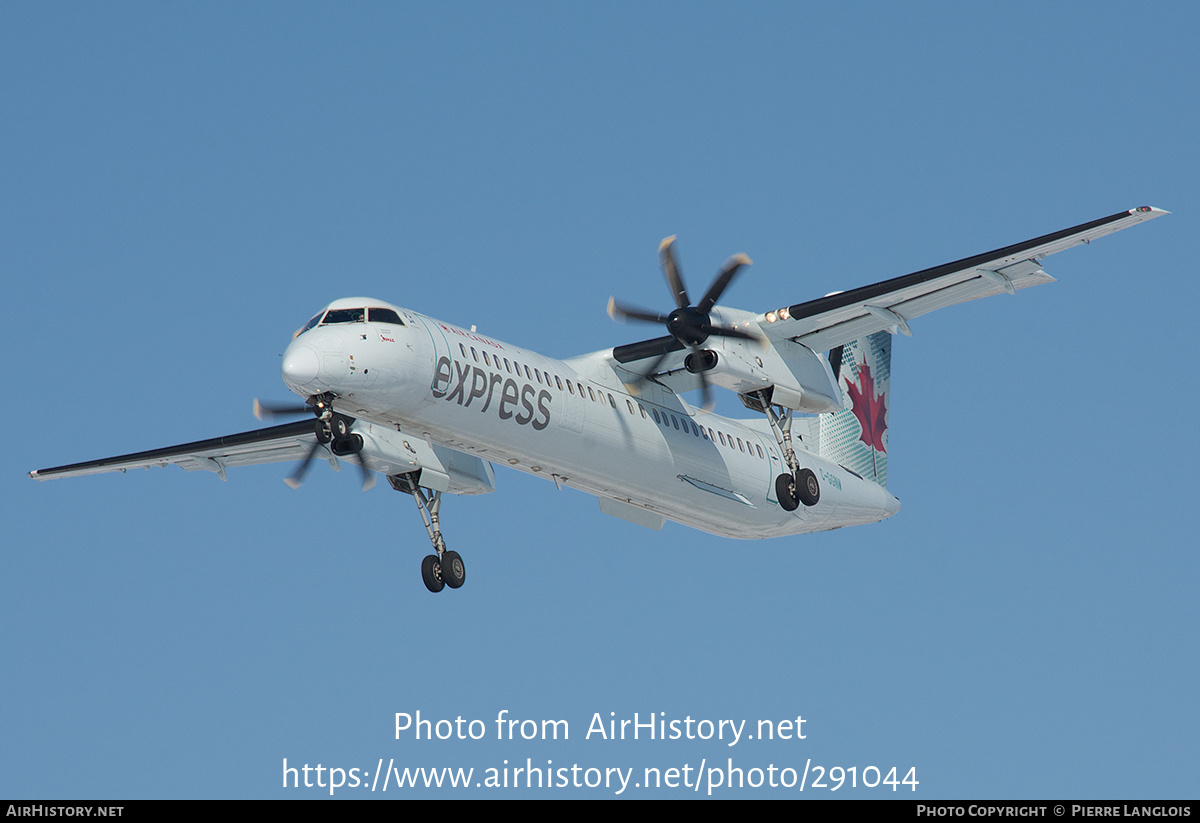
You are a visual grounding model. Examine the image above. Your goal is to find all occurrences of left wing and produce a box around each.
[29,420,322,481]
[757,206,1167,353]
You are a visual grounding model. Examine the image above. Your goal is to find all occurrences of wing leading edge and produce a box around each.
[29,420,321,481]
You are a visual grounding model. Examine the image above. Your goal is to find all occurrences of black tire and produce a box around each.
[441,550,466,589]
[775,472,800,511]
[314,419,332,444]
[331,415,352,439]
[421,554,445,593]
[796,468,820,507]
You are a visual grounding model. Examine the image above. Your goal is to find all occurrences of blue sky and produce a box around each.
[3,2,1196,799]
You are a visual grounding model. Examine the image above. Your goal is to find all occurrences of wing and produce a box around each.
[757,206,1167,353]
[29,420,322,481]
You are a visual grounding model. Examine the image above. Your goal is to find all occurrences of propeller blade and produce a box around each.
[607,297,670,326]
[658,236,690,309]
[641,347,675,381]
[254,398,311,421]
[354,451,376,492]
[622,348,674,395]
[696,254,752,314]
[283,440,323,489]
[696,365,714,412]
[706,323,763,343]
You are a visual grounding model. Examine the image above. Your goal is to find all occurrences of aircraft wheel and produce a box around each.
[441,550,466,589]
[775,473,800,512]
[314,419,332,444]
[796,468,820,507]
[331,415,352,439]
[421,554,445,593]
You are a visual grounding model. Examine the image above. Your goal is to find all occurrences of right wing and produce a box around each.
[29,420,323,481]
[757,206,1167,353]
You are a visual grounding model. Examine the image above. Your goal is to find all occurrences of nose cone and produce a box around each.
[282,344,320,390]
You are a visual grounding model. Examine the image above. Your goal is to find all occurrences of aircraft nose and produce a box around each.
[282,344,320,388]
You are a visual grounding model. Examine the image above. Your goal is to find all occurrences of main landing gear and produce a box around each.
[390,471,466,593]
[748,389,820,512]
[775,466,820,511]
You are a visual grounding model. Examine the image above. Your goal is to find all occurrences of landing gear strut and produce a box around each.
[390,471,466,593]
[750,389,820,511]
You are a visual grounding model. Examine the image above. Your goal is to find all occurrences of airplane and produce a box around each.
[29,207,1167,592]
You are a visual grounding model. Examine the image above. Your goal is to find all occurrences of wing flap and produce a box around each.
[793,267,1056,352]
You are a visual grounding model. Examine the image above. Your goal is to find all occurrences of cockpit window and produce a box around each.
[368,307,404,325]
[322,308,365,324]
[300,313,324,334]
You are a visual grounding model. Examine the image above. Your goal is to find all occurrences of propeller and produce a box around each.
[253,398,312,421]
[283,440,325,489]
[607,236,760,410]
[254,397,375,491]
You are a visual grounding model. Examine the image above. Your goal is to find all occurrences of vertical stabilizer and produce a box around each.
[819,332,891,487]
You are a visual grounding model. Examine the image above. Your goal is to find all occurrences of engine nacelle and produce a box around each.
[348,422,496,495]
[701,307,843,414]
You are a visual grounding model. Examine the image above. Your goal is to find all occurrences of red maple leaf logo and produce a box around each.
[845,362,887,453]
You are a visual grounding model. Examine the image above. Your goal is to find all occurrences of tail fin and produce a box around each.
[819,331,891,487]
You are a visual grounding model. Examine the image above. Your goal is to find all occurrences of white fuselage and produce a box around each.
[281,299,900,539]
